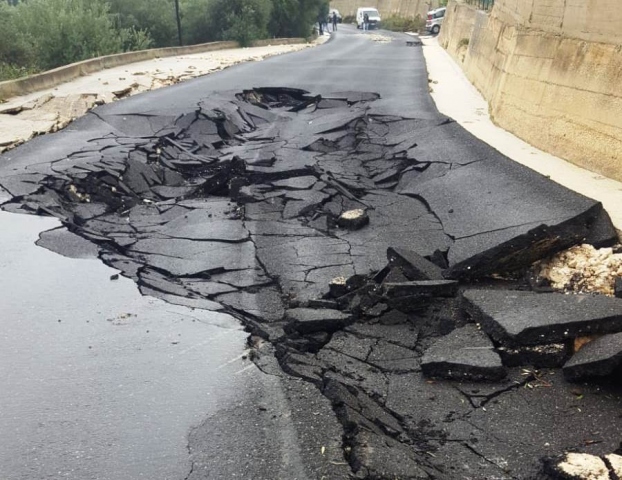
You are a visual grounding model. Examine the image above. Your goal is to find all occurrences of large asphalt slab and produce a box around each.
[1,25,620,480]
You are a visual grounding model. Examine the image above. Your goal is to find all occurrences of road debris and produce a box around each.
[536,244,622,296]
[421,324,506,382]
[368,34,393,43]
[337,208,369,229]
[543,452,617,480]
[563,332,622,381]
[464,289,622,346]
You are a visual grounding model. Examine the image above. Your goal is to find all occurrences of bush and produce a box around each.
[0,0,153,81]
[381,14,425,33]
[204,0,272,47]
[107,0,176,48]
[0,2,35,72]
[0,0,332,81]
[182,0,214,45]
[269,0,329,38]
[342,15,355,24]
[10,0,152,71]
[0,63,38,81]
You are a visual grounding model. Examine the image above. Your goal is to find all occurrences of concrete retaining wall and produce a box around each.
[0,38,307,101]
[438,0,622,182]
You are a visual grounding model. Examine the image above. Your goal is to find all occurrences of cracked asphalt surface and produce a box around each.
[1,26,621,480]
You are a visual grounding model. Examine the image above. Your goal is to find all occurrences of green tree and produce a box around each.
[269,0,328,38]
[0,1,35,79]
[106,0,178,48]
[181,0,216,45]
[11,0,151,70]
[204,0,272,47]
[0,0,152,79]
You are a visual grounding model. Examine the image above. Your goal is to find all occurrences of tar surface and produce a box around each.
[2,86,621,480]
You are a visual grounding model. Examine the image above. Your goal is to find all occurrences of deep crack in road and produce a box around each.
[1,28,621,480]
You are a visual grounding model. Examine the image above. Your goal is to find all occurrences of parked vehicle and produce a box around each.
[356,7,381,30]
[425,7,446,34]
[329,8,342,23]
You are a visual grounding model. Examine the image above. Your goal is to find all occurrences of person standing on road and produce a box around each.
[317,13,324,35]
[363,13,369,32]
[332,12,338,31]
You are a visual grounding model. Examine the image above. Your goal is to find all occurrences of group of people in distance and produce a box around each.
[318,11,339,35]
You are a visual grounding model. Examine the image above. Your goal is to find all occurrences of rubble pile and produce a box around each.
[368,34,393,43]
[544,452,622,480]
[536,244,622,296]
[1,87,621,480]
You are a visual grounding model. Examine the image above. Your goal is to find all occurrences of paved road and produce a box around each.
[0,25,618,480]
[0,33,368,480]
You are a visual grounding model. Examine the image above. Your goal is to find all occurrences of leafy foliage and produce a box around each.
[269,0,328,38]
[0,0,151,78]
[106,0,178,48]
[381,14,425,33]
[181,0,214,45]
[0,0,330,81]
[203,0,273,46]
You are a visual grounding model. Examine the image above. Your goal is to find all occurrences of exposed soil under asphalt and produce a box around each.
[1,86,621,480]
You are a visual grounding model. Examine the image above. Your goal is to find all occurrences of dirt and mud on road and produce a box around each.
[1,87,621,480]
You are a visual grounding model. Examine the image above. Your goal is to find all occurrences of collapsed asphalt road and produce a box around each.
[1,26,621,480]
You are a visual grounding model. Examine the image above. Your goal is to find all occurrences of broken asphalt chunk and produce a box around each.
[464,289,622,346]
[323,381,403,436]
[336,209,369,230]
[387,246,445,281]
[498,343,572,368]
[421,324,506,382]
[563,332,622,382]
[284,308,353,334]
[383,280,458,299]
[328,276,347,298]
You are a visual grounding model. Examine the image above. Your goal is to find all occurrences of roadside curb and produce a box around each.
[0,38,308,101]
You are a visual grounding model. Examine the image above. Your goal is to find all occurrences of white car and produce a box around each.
[426,7,446,35]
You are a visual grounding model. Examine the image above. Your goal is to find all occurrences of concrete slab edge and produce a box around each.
[0,37,308,101]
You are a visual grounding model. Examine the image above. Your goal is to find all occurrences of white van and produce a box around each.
[425,7,446,35]
[356,7,381,30]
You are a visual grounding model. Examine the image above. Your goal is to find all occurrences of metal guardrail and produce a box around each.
[464,0,495,11]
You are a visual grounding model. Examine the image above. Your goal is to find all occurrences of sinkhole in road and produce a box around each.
[2,86,622,480]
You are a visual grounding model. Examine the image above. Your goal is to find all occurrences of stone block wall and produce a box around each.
[439,0,622,182]
[493,0,622,44]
